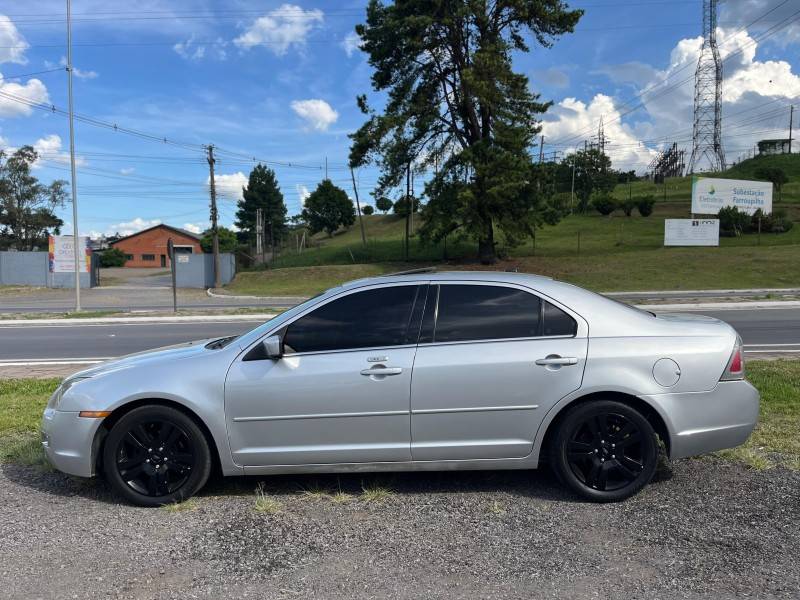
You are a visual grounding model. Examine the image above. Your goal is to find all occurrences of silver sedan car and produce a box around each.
[42,271,759,505]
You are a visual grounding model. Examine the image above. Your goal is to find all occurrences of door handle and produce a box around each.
[360,367,403,377]
[535,356,578,366]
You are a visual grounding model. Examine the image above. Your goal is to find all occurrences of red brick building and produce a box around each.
[111,224,203,268]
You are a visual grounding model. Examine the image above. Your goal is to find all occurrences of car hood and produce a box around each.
[71,339,214,379]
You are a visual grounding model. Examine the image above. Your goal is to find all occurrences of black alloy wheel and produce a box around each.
[102,405,211,506]
[551,400,658,502]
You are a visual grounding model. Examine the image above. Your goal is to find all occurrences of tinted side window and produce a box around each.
[543,301,578,336]
[434,285,541,343]
[284,286,417,353]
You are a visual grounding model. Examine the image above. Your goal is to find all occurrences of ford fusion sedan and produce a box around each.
[41,271,759,505]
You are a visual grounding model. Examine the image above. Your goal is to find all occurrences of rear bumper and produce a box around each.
[642,380,760,460]
[41,408,102,477]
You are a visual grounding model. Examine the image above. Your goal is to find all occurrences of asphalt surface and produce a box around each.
[1,458,798,599]
[0,308,797,362]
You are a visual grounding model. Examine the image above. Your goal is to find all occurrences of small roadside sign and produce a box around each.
[664,219,719,246]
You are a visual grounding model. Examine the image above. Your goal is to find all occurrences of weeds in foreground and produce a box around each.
[254,482,283,514]
[161,498,199,513]
[1,433,52,471]
[716,447,774,470]
[299,481,332,500]
[361,481,394,503]
[487,500,506,516]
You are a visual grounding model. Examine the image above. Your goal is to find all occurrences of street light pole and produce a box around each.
[66,0,81,310]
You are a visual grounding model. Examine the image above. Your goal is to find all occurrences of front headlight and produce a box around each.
[47,377,91,409]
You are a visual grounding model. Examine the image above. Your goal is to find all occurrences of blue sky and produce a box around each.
[0,0,797,238]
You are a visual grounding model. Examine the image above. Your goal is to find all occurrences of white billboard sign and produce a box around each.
[48,235,90,273]
[691,176,772,215]
[664,219,719,247]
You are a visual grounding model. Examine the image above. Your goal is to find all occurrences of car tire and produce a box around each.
[102,405,212,507]
[550,400,658,502]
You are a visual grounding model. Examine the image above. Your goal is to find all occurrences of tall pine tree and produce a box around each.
[350,1,582,263]
[234,164,287,248]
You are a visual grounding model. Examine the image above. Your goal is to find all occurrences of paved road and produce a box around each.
[0,308,797,362]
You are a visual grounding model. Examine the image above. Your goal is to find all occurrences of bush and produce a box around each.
[99,247,126,267]
[636,195,655,217]
[621,198,637,217]
[393,195,421,215]
[718,206,751,236]
[591,194,617,216]
[361,205,374,216]
[375,197,393,213]
[752,208,794,234]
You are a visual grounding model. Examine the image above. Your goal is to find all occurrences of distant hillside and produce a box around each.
[613,152,800,204]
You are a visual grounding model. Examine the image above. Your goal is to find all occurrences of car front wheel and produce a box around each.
[550,400,658,502]
[102,405,211,507]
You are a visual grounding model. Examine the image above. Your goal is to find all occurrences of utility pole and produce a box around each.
[539,135,545,163]
[405,162,411,260]
[66,0,81,310]
[255,207,263,261]
[206,145,221,289]
[325,156,328,180]
[350,166,367,246]
[790,105,794,154]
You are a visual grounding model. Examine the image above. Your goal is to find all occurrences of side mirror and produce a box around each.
[263,335,283,360]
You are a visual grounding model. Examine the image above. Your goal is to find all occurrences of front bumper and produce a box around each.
[41,408,104,477]
[643,380,760,460]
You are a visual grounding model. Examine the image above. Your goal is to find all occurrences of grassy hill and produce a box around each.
[226,153,800,296]
[612,153,800,204]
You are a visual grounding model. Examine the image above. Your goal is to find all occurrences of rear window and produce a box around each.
[434,285,541,343]
[543,301,577,336]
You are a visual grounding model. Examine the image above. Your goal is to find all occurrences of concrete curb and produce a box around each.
[639,300,800,312]
[206,288,307,304]
[606,287,800,297]
[0,314,276,327]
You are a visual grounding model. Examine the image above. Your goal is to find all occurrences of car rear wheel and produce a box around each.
[550,400,658,502]
[102,405,211,507]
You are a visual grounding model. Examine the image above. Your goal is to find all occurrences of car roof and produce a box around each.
[342,270,553,289]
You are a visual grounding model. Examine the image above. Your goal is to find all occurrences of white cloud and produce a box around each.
[120,167,135,175]
[341,31,361,57]
[541,94,658,172]
[0,76,49,117]
[290,99,338,131]
[54,57,97,79]
[31,134,87,168]
[296,184,311,206]
[546,27,800,172]
[182,222,204,234]
[0,16,29,64]
[234,4,323,56]
[174,35,228,61]
[106,217,161,237]
[211,171,247,201]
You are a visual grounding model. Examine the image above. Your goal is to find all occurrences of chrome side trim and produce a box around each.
[233,409,408,423]
[411,404,539,415]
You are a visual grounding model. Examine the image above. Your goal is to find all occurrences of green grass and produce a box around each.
[253,482,283,514]
[226,263,392,297]
[2,362,797,473]
[716,359,800,469]
[0,378,60,467]
[161,498,200,513]
[360,481,394,503]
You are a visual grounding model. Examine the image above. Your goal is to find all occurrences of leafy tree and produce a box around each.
[375,196,393,213]
[392,195,420,216]
[0,146,67,250]
[718,206,751,236]
[362,204,375,215]
[562,149,616,213]
[636,195,655,217]
[99,247,126,267]
[591,194,617,216]
[754,167,788,201]
[350,0,583,264]
[201,226,238,253]
[234,164,287,248]
[301,179,356,236]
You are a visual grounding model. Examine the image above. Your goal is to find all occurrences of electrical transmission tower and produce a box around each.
[688,0,725,173]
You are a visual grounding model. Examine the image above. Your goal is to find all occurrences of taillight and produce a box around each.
[720,335,745,381]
